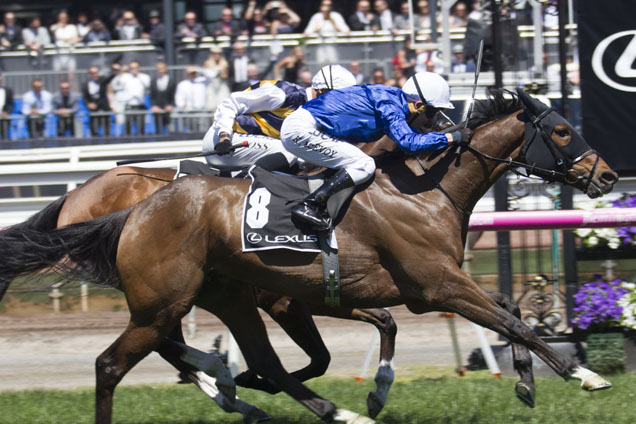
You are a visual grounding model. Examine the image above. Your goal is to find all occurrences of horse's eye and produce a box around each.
[556,128,569,138]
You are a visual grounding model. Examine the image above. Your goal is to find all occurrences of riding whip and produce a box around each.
[116,141,248,166]
[455,39,484,156]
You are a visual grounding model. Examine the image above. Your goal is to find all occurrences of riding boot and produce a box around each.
[291,169,355,231]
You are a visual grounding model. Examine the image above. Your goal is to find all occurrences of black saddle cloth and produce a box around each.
[241,166,356,252]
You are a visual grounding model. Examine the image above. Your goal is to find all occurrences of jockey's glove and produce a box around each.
[214,133,233,155]
[450,128,473,147]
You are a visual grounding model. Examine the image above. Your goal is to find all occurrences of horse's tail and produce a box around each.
[0,195,68,300]
[0,209,131,293]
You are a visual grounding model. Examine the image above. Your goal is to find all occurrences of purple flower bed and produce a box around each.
[612,194,636,246]
[572,278,629,331]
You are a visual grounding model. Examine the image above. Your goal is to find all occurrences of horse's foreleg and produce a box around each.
[197,283,374,423]
[310,306,396,419]
[484,290,535,408]
[235,295,331,394]
[431,265,611,393]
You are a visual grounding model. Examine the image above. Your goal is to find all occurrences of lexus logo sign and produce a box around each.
[246,232,263,243]
[592,30,636,92]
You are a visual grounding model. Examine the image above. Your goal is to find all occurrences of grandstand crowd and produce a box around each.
[0,0,569,140]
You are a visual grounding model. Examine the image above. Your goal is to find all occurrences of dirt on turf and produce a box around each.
[0,305,502,391]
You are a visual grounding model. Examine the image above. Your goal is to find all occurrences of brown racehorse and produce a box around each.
[0,89,619,423]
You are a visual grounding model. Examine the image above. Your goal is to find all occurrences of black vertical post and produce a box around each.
[561,185,577,326]
[491,0,511,299]
[163,0,175,66]
[557,0,569,118]
[491,0,503,88]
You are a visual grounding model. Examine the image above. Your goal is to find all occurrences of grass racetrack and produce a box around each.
[1,368,635,423]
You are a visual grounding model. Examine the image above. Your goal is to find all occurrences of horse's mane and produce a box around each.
[375,88,521,163]
[467,88,521,130]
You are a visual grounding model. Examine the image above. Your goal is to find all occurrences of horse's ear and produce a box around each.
[405,157,426,176]
[516,87,546,118]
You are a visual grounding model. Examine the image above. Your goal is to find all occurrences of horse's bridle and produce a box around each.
[415,107,601,214]
[464,107,601,193]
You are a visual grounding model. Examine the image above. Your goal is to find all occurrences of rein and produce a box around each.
[412,106,600,215]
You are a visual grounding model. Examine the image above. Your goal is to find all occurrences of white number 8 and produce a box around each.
[246,187,271,229]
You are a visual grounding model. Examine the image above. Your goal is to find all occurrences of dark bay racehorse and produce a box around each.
[1,165,398,419]
[0,89,618,423]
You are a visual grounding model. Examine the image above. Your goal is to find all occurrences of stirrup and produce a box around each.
[291,203,332,231]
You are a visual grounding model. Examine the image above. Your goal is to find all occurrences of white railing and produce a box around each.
[0,139,202,226]
[1,139,635,227]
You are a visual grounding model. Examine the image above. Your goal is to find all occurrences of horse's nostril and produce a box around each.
[600,172,618,185]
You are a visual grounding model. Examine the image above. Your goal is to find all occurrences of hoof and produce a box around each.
[582,374,612,392]
[243,407,271,423]
[334,408,376,424]
[366,392,384,419]
[571,366,613,392]
[514,381,535,408]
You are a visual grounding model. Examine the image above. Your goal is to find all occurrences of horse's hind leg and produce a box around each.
[485,290,535,408]
[430,265,611,392]
[310,306,396,419]
[95,303,189,424]
[196,283,374,423]
[155,326,270,422]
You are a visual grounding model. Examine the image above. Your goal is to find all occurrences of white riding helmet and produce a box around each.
[402,71,454,109]
[311,64,357,91]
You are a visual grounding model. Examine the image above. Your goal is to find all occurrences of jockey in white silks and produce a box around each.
[201,64,357,173]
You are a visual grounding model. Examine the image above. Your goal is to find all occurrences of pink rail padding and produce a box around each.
[468,208,636,231]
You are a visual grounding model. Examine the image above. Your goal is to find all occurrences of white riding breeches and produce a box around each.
[280,108,376,184]
[202,127,298,168]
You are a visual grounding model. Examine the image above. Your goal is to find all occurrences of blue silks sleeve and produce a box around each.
[375,93,450,153]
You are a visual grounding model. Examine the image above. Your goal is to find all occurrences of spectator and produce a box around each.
[177,11,208,41]
[417,0,438,35]
[450,45,475,73]
[349,60,366,84]
[50,11,79,73]
[150,61,176,134]
[175,66,210,132]
[372,67,387,84]
[114,10,143,40]
[203,45,230,112]
[304,1,350,36]
[349,0,379,31]
[22,79,53,138]
[391,36,416,78]
[116,60,150,135]
[81,65,116,136]
[449,1,469,28]
[415,47,444,74]
[83,19,111,43]
[0,12,23,50]
[0,74,14,140]
[374,0,394,31]
[389,65,408,87]
[393,1,414,31]
[228,41,253,90]
[304,1,350,64]
[52,80,79,137]
[146,10,165,47]
[22,17,51,67]
[76,12,90,38]
[244,1,269,35]
[211,7,246,37]
[267,1,301,34]
[274,46,306,84]
[109,63,129,131]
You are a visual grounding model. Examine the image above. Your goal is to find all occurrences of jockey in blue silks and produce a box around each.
[280,71,473,230]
